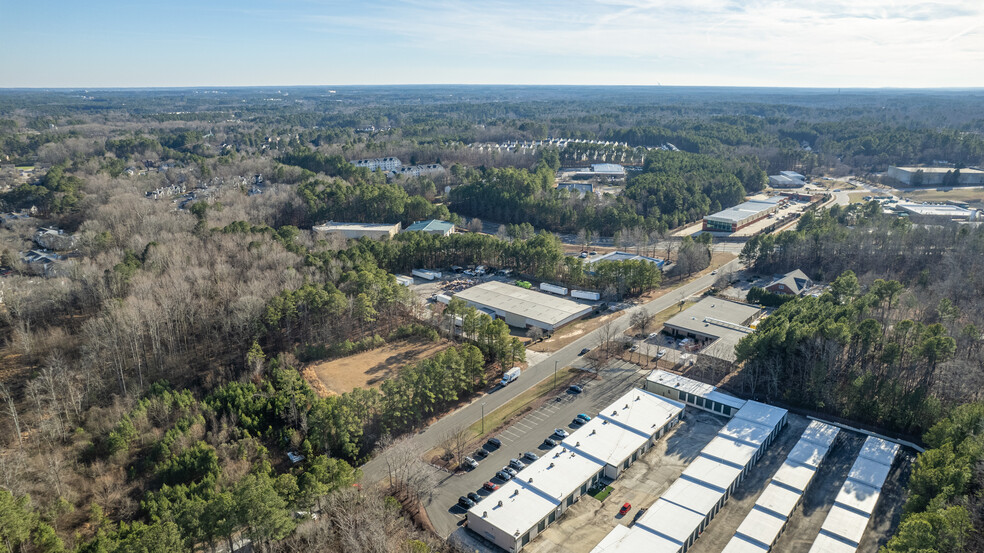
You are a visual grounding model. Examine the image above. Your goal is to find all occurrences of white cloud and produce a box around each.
[294,0,984,86]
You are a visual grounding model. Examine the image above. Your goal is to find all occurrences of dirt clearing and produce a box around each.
[303,338,449,396]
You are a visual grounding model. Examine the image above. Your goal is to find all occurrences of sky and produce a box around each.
[1,0,982,88]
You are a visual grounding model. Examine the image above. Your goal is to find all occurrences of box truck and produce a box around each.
[500,367,521,386]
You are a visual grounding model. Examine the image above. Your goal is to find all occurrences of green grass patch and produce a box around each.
[468,366,578,439]
[589,484,614,501]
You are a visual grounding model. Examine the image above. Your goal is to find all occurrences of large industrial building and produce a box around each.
[591,395,789,553]
[585,250,666,268]
[886,166,984,186]
[895,202,979,222]
[312,221,401,240]
[453,281,594,331]
[703,197,783,232]
[768,171,806,188]
[466,388,685,552]
[661,298,762,362]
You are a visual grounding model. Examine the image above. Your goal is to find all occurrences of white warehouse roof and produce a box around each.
[571,390,686,468]
[809,533,862,553]
[591,524,682,553]
[469,388,683,545]
[637,498,709,544]
[820,506,870,547]
[647,369,747,410]
[733,507,788,549]
[454,281,592,329]
[705,197,782,224]
[770,459,818,492]
[858,437,900,466]
[835,479,882,515]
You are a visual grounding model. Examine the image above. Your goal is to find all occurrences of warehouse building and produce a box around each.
[646,369,747,417]
[895,202,978,222]
[807,436,899,553]
[721,421,841,553]
[312,221,401,240]
[403,219,455,236]
[453,281,593,331]
[661,298,762,362]
[591,400,788,553]
[466,389,685,552]
[585,250,666,269]
[703,197,783,232]
[768,171,805,188]
[886,166,984,186]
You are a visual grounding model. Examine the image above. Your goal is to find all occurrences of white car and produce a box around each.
[554,428,569,438]
[657,349,667,359]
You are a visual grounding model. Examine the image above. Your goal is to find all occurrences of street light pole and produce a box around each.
[554,360,558,389]
[482,402,487,434]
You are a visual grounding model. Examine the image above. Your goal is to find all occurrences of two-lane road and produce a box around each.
[361,259,740,484]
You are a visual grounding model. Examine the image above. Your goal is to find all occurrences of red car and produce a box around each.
[483,482,500,492]
[619,502,631,516]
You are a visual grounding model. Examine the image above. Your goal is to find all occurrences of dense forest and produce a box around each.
[735,205,984,552]
[1,87,984,551]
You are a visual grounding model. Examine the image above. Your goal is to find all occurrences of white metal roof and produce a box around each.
[636,498,707,545]
[568,389,684,467]
[835,479,882,515]
[810,534,858,553]
[469,389,683,542]
[700,435,761,470]
[659,477,727,518]
[800,420,841,449]
[808,532,860,553]
[646,369,747,410]
[719,417,775,448]
[820,505,870,547]
[786,440,831,469]
[313,221,400,232]
[847,455,893,490]
[454,281,593,327]
[705,197,782,224]
[721,535,770,553]
[733,506,787,549]
[857,437,900,467]
[468,443,602,539]
[732,401,788,431]
[589,523,682,553]
[753,483,802,519]
[681,455,745,492]
[770,459,818,493]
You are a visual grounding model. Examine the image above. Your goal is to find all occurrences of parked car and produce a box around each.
[495,470,512,481]
[554,428,569,438]
[523,451,539,461]
[543,437,559,447]
[572,417,585,426]
[474,448,489,459]
[568,384,583,394]
[468,492,482,503]
[579,252,588,258]
[487,437,502,448]
[711,270,718,275]
[619,502,632,516]
[656,349,667,359]
[503,466,518,477]
[509,458,526,470]
[458,496,476,509]
[462,456,479,470]
[629,344,638,352]
[577,413,592,422]
[632,508,647,525]
[579,348,590,356]
[648,332,660,339]
[483,481,500,491]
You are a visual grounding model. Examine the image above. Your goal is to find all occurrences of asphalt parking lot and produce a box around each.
[424,359,652,540]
